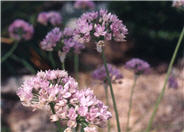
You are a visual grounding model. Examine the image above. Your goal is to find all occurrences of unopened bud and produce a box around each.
[96,40,105,53]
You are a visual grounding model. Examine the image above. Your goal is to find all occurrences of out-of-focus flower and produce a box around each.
[64,127,72,132]
[84,126,97,132]
[125,58,150,75]
[17,70,111,129]
[172,0,184,8]
[58,50,66,63]
[62,27,85,54]
[92,64,123,83]
[74,0,95,10]
[8,19,34,41]
[37,11,62,26]
[74,9,128,52]
[40,27,62,51]
[168,75,178,89]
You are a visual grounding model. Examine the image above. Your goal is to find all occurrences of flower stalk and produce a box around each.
[104,83,111,132]
[49,52,56,68]
[74,53,79,81]
[101,48,121,132]
[126,75,138,132]
[1,41,19,63]
[145,26,184,132]
[10,54,36,74]
[49,103,63,132]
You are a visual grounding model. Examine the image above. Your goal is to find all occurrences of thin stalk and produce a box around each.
[75,124,79,132]
[49,52,56,68]
[104,83,111,132]
[101,48,121,132]
[126,75,138,132]
[145,27,184,132]
[80,127,84,132]
[1,41,19,63]
[49,103,63,132]
[62,62,65,70]
[74,53,79,81]
[10,54,36,74]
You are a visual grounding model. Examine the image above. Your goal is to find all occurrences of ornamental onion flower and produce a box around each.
[74,9,128,52]
[172,0,184,8]
[84,126,97,132]
[37,11,62,26]
[8,19,34,41]
[62,27,85,54]
[17,70,111,130]
[40,27,62,51]
[168,75,178,89]
[92,64,123,83]
[74,0,95,10]
[125,58,150,75]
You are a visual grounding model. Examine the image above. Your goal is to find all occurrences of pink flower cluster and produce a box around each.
[172,0,184,8]
[168,75,178,89]
[40,27,62,51]
[74,9,128,44]
[125,58,150,75]
[62,28,85,54]
[8,19,34,41]
[37,11,62,26]
[74,0,95,10]
[17,70,111,130]
[92,64,123,83]
[40,27,85,53]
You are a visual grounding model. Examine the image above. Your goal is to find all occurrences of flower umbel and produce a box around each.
[74,0,95,10]
[17,70,111,130]
[168,75,178,89]
[38,11,62,26]
[125,58,150,75]
[62,28,85,54]
[92,64,123,83]
[40,27,62,51]
[8,19,34,41]
[74,9,128,45]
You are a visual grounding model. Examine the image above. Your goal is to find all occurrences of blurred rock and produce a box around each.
[7,103,56,132]
[1,75,32,94]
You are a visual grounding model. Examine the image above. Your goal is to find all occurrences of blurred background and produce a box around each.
[1,1,184,132]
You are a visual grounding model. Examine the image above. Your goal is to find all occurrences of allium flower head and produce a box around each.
[92,64,123,82]
[37,11,62,26]
[8,19,34,41]
[17,70,111,129]
[40,27,62,51]
[172,0,184,8]
[74,0,95,10]
[168,75,178,89]
[74,88,112,127]
[125,58,150,75]
[74,9,128,46]
[62,27,85,54]
[84,126,97,132]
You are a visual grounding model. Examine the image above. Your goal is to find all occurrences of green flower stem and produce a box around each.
[80,128,84,132]
[74,53,79,81]
[49,103,64,132]
[49,52,56,68]
[1,41,19,63]
[126,75,138,132]
[101,48,121,132]
[62,61,65,70]
[145,26,184,132]
[10,54,36,74]
[104,83,111,132]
